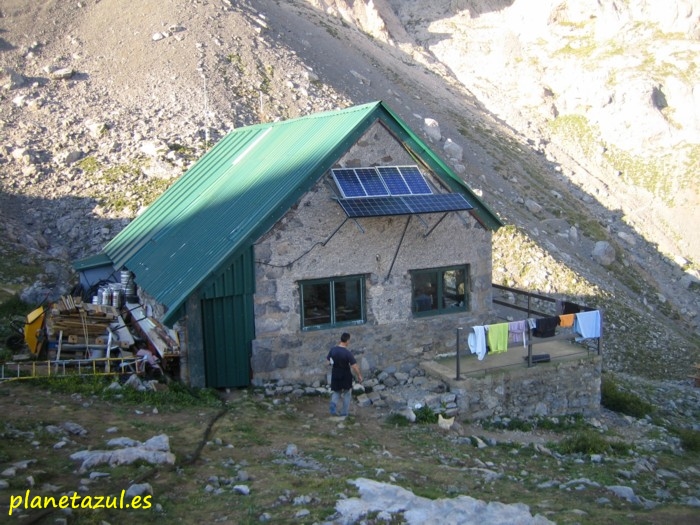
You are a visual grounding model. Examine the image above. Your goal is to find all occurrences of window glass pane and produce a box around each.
[412,266,468,316]
[302,282,331,326]
[301,276,365,330]
[334,279,362,322]
[413,272,438,312]
[443,269,466,309]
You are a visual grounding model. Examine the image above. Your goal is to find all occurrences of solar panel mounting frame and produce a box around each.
[332,165,473,219]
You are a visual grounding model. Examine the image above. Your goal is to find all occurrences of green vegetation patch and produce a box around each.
[483,414,589,433]
[0,295,36,358]
[413,404,438,424]
[548,114,600,158]
[76,154,177,213]
[36,375,222,409]
[77,155,101,175]
[601,374,654,418]
[549,114,697,207]
[385,412,411,427]
[667,425,700,453]
[554,430,632,455]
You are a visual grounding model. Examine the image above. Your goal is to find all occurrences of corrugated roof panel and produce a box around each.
[104,128,265,268]
[72,252,112,271]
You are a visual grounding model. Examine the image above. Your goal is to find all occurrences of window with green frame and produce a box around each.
[300,275,365,330]
[411,266,469,316]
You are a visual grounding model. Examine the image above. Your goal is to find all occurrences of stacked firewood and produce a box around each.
[45,296,122,347]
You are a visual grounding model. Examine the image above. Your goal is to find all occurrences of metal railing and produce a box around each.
[451,284,603,379]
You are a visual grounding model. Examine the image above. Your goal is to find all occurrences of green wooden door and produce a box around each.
[200,248,256,388]
[201,293,254,388]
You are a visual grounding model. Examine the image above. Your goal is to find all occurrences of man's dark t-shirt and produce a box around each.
[327,345,356,391]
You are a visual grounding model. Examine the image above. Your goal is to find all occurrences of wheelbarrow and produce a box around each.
[6,306,47,357]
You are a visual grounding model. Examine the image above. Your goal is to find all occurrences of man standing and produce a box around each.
[327,332,362,417]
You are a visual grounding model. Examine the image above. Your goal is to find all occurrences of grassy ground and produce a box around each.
[0,376,698,524]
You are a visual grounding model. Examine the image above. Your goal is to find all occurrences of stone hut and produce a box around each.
[74,101,503,389]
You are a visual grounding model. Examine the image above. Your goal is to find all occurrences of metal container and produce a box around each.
[120,269,137,302]
[112,288,122,309]
[101,288,112,306]
[120,270,132,286]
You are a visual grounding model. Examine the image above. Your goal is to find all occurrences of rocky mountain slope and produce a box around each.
[0,0,698,379]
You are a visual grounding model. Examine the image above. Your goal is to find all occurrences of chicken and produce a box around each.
[438,413,454,430]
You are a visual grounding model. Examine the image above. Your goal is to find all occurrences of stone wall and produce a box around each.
[250,122,494,385]
[254,355,602,422]
[430,356,603,420]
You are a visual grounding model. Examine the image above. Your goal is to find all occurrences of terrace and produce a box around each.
[422,284,604,419]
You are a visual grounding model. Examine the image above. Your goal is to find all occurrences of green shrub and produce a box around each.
[414,405,438,424]
[601,375,653,418]
[673,427,700,453]
[385,413,411,427]
[504,418,533,431]
[0,347,13,362]
[487,417,533,432]
[537,414,587,432]
[0,295,33,319]
[555,431,616,455]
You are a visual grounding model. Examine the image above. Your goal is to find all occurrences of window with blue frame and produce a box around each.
[300,275,365,330]
[411,266,468,316]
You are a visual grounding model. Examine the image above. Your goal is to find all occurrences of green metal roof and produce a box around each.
[99,101,502,325]
[72,252,113,271]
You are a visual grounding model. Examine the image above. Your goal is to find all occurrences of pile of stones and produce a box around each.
[255,363,459,418]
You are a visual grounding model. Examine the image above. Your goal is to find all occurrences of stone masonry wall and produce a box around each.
[444,356,603,420]
[250,122,494,385]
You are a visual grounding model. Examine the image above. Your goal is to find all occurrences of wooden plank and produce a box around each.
[124,303,179,360]
[50,313,117,323]
[67,335,100,345]
[113,315,135,347]
[95,317,135,349]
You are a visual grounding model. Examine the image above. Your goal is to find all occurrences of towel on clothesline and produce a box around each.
[487,323,509,354]
[559,313,575,328]
[508,320,528,347]
[532,316,559,338]
[574,310,601,341]
[468,326,487,360]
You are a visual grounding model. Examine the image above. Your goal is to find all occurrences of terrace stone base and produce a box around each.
[423,355,602,420]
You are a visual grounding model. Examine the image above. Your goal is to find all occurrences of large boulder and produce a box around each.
[591,241,616,266]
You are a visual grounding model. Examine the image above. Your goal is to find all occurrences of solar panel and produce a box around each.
[337,194,472,218]
[334,165,472,218]
[334,165,433,198]
[355,168,389,197]
[376,166,411,195]
[332,169,365,198]
[399,166,432,195]
[338,197,411,218]
[403,193,473,214]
